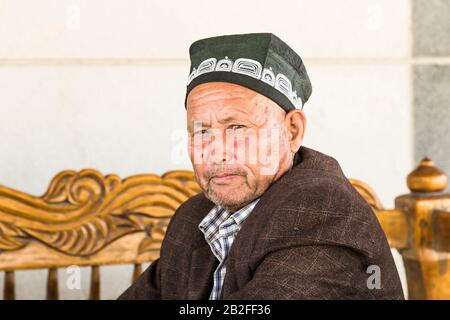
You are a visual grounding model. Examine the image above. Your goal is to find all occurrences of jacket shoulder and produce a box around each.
[265,173,388,259]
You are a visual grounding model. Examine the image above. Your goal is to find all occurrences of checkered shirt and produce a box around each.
[198,198,260,300]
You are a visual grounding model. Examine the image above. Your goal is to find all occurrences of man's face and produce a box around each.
[186,82,296,212]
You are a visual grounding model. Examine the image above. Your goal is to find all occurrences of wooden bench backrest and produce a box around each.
[0,169,201,299]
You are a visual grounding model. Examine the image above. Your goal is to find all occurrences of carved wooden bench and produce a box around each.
[0,169,200,299]
[1,158,449,299]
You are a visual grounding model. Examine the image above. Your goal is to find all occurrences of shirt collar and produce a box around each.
[199,198,260,234]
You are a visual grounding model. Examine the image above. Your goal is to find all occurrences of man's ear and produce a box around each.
[284,109,307,153]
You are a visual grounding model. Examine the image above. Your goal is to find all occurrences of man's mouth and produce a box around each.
[210,173,241,183]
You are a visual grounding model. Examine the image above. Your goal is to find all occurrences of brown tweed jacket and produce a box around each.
[119,146,404,300]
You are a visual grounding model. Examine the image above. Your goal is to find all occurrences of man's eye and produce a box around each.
[193,129,208,136]
[229,124,246,130]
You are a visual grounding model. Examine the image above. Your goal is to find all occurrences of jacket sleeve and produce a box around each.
[117,258,162,300]
[224,244,404,300]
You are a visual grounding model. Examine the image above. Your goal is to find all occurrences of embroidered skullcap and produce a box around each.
[185,33,312,112]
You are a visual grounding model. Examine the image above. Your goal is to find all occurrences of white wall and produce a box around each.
[0,0,412,299]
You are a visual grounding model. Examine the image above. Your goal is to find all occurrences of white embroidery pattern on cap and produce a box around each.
[187,57,302,109]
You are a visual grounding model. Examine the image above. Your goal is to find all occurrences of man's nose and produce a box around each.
[206,130,234,164]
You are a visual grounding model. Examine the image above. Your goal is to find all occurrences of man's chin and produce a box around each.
[209,185,243,198]
[206,191,254,210]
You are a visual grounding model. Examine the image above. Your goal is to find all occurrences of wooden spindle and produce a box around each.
[4,271,15,300]
[89,265,100,300]
[132,263,142,283]
[46,268,59,300]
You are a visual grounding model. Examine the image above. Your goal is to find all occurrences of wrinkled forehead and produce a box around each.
[186,83,272,129]
[187,82,257,108]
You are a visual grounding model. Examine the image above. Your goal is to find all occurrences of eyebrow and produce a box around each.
[188,120,209,133]
[218,113,248,124]
[188,113,249,131]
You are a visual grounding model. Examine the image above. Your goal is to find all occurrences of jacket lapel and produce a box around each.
[187,242,219,299]
[221,189,276,297]
[221,149,306,297]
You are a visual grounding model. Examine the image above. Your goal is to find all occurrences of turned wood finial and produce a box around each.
[407,157,448,193]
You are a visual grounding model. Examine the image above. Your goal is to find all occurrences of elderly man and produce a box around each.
[119,33,404,300]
